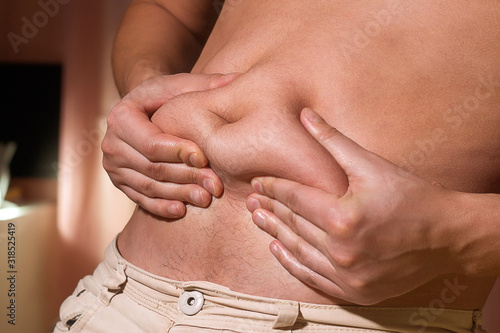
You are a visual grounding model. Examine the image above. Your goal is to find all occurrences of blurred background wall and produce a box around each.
[0,0,499,332]
[0,1,134,331]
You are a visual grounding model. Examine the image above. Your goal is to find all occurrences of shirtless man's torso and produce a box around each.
[117,0,500,310]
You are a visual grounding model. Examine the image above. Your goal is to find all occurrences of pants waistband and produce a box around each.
[101,235,482,332]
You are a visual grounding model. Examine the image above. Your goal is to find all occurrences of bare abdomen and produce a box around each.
[121,0,500,308]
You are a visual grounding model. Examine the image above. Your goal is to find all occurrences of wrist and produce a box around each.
[422,186,467,275]
[442,190,500,276]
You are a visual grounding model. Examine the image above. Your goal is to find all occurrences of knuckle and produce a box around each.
[142,139,161,160]
[284,190,300,208]
[328,208,362,238]
[266,218,279,238]
[139,178,156,196]
[258,196,275,213]
[348,275,370,293]
[333,251,357,269]
[293,240,308,263]
[189,168,202,185]
[286,209,300,227]
[100,137,114,156]
[317,127,341,145]
[328,244,363,270]
[107,104,124,128]
[147,162,166,180]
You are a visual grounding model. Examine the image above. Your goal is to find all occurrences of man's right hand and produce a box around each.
[102,73,239,218]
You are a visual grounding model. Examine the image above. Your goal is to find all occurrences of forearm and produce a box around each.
[112,0,218,95]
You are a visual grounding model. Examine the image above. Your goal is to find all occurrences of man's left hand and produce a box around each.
[246,108,463,305]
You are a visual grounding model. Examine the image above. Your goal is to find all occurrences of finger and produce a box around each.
[108,72,241,168]
[140,133,209,167]
[120,185,187,219]
[123,73,241,115]
[300,108,390,178]
[269,240,345,299]
[105,106,210,168]
[252,208,340,281]
[248,194,327,249]
[103,140,223,196]
[249,177,342,233]
[111,168,214,207]
[171,72,241,96]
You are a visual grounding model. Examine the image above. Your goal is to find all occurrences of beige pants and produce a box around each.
[53,236,483,333]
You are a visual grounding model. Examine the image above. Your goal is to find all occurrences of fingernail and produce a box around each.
[212,73,241,88]
[270,242,279,256]
[189,153,202,167]
[303,108,323,122]
[203,178,216,195]
[168,204,182,217]
[246,197,260,212]
[251,179,263,193]
[189,189,204,206]
[253,211,266,228]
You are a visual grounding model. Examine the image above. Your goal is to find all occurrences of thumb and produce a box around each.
[300,108,376,177]
[124,73,241,117]
[167,72,242,95]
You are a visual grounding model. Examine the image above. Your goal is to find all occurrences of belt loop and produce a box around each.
[272,302,299,329]
[472,311,486,333]
[100,260,127,305]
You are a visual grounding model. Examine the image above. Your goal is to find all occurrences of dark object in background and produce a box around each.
[0,63,62,178]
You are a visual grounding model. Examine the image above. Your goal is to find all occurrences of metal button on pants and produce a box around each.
[179,291,204,315]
